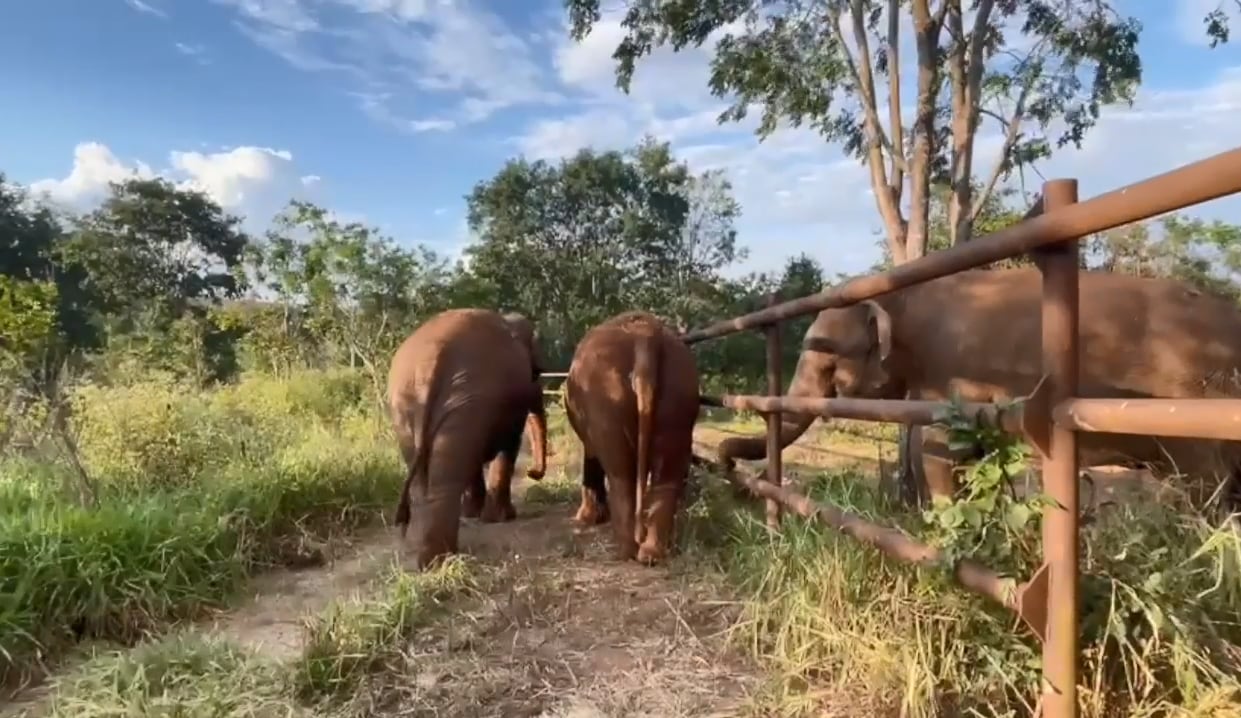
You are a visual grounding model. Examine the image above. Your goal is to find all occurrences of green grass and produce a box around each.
[678,467,1241,717]
[294,555,483,701]
[0,369,403,685]
[31,558,482,718]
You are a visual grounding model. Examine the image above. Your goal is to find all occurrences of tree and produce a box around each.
[1084,214,1241,299]
[60,177,251,322]
[248,200,452,396]
[463,137,741,366]
[0,175,104,372]
[566,0,1145,266]
[1204,2,1241,47]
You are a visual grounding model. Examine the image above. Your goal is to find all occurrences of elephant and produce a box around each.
[718,267,1241,512]
[564,311,700,564]
[388,308,548,569]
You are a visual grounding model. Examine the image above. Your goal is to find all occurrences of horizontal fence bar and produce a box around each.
[1054,398,1241,442]
[714,395,1025,433]
[681,147,1241,343]
[723,466,1038,622]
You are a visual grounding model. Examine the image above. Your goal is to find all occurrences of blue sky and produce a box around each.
[2,0,1240,278]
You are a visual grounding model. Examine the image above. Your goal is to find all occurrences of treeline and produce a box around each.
[4,136,1241,425]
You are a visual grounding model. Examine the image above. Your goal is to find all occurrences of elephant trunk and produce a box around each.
[717,352,832,466]
[525,393,548,481]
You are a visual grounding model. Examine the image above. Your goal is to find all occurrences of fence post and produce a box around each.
[1037,179,1082,718]
[764,292,783,530]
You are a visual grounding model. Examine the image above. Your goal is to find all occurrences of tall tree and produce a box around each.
[61,177,251,321]
[463,137,741,366]
[248,200,452,394]
[565,0,1144,264]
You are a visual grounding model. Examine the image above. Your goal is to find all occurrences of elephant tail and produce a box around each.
[393,363,445,527]
[632,331,660,546]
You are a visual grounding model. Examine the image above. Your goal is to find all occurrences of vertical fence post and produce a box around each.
[764,292,783,530]
[1037,179,1082,718]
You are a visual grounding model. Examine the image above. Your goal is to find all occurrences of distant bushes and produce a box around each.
[0,368,399,684]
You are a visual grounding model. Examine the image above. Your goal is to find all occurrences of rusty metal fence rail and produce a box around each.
[671,147,1241,718]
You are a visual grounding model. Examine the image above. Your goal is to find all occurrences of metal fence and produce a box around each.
[669,148,1241,718]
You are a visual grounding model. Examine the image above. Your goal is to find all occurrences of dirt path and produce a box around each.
[198,486,757,717]
[386,498,757,717]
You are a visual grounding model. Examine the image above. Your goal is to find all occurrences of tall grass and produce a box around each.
[34,558,482,718]
[0,369,402,685]
[679,467,1241,717]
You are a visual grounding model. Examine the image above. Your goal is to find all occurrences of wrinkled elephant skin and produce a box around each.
[564,311,700,564]
[388,308,548,570]
[719,268,1241,512]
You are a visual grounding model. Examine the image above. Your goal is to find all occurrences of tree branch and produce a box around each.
[946,0,995,245]
[970,36,1048,223]
[906,0,946,262]
[829,2,908,259]
[886,0,906,203]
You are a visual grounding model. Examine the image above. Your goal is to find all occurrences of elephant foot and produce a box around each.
[636,535,670,565]
[573,500,610,525]
[480,499,517,523]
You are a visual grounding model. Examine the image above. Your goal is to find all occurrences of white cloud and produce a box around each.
[29,143,156,209]
[213,0,561,131]
[124,0,167,18]
[29,142,322,231]
[174,42,210,65]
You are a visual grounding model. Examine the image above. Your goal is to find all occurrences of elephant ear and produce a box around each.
[862,300,892,363]
[502,312,544,374]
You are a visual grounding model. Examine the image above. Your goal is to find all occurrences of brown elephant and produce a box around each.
[719,268,1241,511]
[564,311,700,564]
[388,308,548,569]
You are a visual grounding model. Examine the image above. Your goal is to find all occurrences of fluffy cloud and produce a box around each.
[212,0,561,131]
[29,142,320,229]
[517,6,1241,277]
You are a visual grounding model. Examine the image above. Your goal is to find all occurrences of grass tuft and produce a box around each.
[293,555,484,701]
[0,369,402,685]
[680,467,1241,717]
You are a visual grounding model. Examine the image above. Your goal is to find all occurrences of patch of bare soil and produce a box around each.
[208,524,404,661]
[694,423,892,473]
[370,491,758,718]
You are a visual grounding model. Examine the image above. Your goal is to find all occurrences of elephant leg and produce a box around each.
[574,454,610,525]
[400,447,466,570]
[920,424,978,501]
[605,471,638,561]
[637,447,688,565]
[481,455,518,522]
[461,465,485,519]
[480,419,524,523]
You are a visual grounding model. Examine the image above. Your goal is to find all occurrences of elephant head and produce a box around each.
[717,299,903,465]
[502,312,549,480]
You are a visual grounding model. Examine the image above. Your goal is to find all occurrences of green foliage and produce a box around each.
[42,635,298,718]
[464,136,743,366]
[679,463,1241,716]
[1086,213,1241,300]
[919,396,1050,578]
[59,178,249,319]
[0,369,400,682]
[38,560,485,717]
[294,557,482,700]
